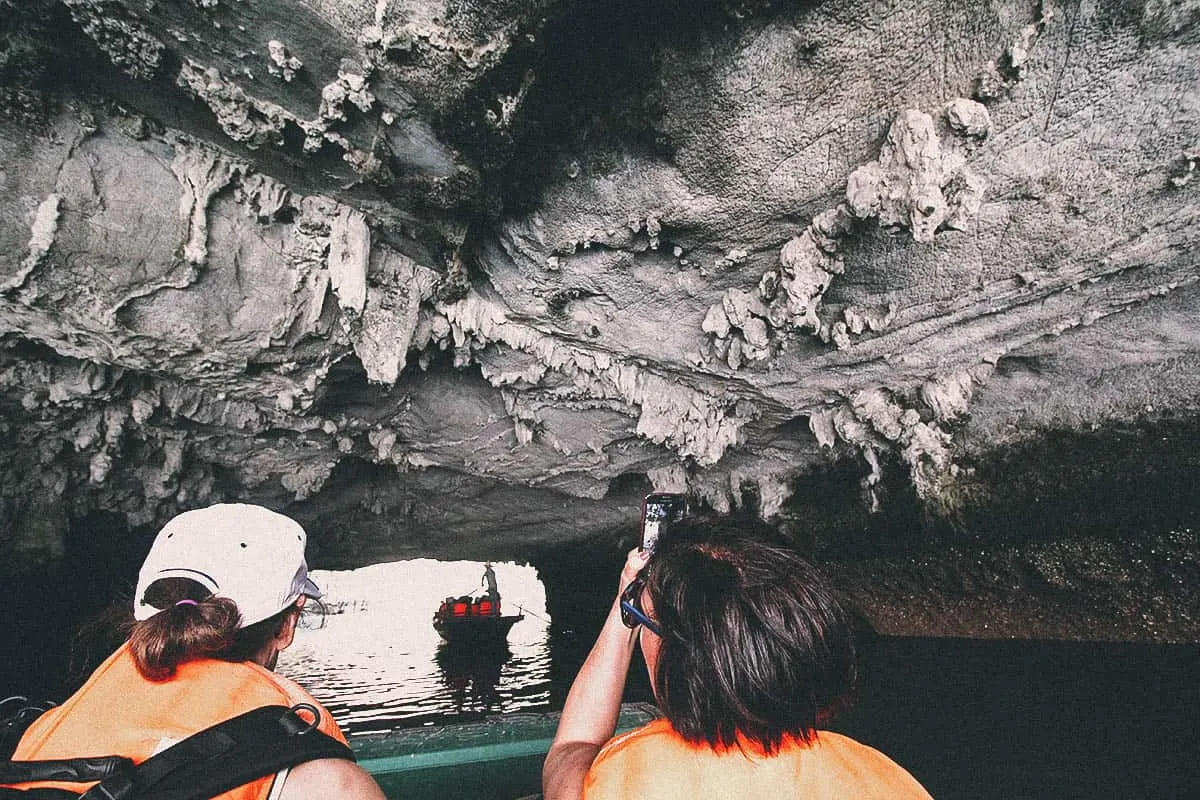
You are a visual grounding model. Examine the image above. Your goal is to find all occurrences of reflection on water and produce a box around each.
[279,559,551,735]
[436,640,511,713]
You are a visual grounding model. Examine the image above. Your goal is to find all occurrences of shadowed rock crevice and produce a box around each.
[441,0,802,212]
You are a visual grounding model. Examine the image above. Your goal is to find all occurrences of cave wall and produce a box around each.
[0,0,1198,639]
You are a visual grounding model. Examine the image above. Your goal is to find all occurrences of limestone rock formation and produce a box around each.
[1,0,1198,639]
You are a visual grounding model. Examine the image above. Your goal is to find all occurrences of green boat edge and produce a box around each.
[352,703,660,800]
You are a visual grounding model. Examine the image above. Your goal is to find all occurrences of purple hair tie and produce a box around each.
[175,599,199,607]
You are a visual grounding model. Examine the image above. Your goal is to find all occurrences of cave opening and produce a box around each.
[279,557,557,733]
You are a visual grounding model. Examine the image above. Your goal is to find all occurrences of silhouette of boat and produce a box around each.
[432,596,524,644]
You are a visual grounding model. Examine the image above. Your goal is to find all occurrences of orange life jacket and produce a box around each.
[582,718,933,800]
[1,643,347,800]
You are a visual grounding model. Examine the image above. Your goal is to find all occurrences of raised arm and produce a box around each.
[542,548,648,800]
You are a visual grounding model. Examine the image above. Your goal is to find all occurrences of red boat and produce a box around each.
[433,595,524,644]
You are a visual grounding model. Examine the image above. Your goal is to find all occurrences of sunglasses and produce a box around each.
[619,574,662,637]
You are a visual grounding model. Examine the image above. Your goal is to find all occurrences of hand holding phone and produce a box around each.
[640,493,688,553]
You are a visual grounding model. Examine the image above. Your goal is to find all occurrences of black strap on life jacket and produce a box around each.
[0,757,131,785]
[0,704,354,800]
[0,699,58,763]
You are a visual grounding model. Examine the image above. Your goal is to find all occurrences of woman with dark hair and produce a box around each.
[543,515,932,800]
[2,503,385,800]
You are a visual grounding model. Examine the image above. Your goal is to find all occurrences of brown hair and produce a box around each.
[644,516,858,753]
[128,577,299,681]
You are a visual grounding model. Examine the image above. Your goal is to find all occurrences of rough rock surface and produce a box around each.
[1,0,1198,640]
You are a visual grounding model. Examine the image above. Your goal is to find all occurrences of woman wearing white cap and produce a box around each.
[2,503,386,800]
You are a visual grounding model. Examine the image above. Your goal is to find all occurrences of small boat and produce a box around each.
[433,595,524,644]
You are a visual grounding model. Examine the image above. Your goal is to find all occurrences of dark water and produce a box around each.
[836,637,1200,800]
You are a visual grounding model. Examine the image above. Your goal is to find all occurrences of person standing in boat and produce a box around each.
[481,561,501,615]
[542,515,933,800]
[2,503,386,800]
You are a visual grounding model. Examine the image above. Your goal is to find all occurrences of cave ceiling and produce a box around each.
[0,0,1198,583]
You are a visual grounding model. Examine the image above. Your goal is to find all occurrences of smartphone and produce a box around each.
[640,493,688,553]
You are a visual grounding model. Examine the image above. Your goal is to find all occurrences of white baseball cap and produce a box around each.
[134,503,322,627]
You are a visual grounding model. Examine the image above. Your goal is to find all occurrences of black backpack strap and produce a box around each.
[0,705,352,800]
[0,758,131,784]
[81,704,353,800]
[1,699,59,762]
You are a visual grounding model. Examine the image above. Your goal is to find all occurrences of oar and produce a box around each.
[516,604,551,623]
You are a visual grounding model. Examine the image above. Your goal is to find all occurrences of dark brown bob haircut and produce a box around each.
[643,515,857,753]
